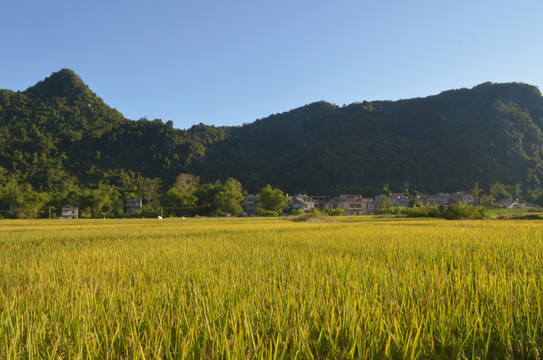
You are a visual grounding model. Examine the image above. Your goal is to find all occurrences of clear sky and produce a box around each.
[2,1,542,129]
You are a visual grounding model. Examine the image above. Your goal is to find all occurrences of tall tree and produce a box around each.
[79,188,112,218]
[469,182,483,198]
[161,187,198,216]
[213,177,245,216]
[258,185,287,213]
[174,173,200,192]
[489,182,512,201]
[137,177,162,210]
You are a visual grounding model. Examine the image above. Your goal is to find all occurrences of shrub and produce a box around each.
[323,207,344,216]
[256,209,280,217]
[309,209,323,217]
[406,205,440,218]
[292,209,338,223]
[377,206,409,215]
[405,203,489,220]
[290,209,305,216]
[442,203,489,220]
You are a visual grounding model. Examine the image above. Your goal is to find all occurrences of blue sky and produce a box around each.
[2,1,542,129]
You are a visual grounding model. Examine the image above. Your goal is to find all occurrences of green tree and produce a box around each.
[194,182,218,216]
[174,173,200,192]
[79,187,112,218]
[16,189,50,219]
[0,180,50,218]
[382,184,391,196]
[0,179,21,214]
[100,185,123,216]
[137,177,162,210]
[213,178,245,216]
[193,178,245,216]
[378,196,391,210]
[258,185,287,213]
[161,187,198,216]
[47,183,83,216]
[469,182,483,198]
[490,182,512,201]
[508,183,522,200]
[527,189,543,206]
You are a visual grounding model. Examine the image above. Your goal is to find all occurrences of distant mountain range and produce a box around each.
[2,69,543,196]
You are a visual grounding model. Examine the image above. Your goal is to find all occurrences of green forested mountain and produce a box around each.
[0,69,229,191]
[200,82,543,196]
[2,69,543,199]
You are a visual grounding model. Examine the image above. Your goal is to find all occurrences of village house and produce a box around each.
[310,196,327,211]
[498,199,519,207]
[421,192,450,206]
[237,188,493,219]
[415,193,429,205]
[61,206,78,219]
[451,191,475,205]
[497,199,538,209]
[287,194,315,212]
[389,193,411,207]
[126,198,142,213]
[418,192,475,206]
[325,194,378,215]
[242,194,257,216]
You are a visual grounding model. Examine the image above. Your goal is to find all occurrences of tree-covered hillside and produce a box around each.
[198,82,543,196]
[0,69,229,191]
[2,69,543,200]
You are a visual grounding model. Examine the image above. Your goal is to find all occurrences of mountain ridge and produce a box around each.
[2,69,543,198]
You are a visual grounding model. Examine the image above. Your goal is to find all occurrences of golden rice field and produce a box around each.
[1,217,543,359]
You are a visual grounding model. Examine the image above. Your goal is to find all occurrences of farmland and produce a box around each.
[1,217,543,359]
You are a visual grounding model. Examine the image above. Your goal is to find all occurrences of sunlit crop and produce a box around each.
[1,217,542,359]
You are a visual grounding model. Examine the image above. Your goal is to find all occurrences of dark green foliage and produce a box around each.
[191,178,245,216]
[213,178,245,216]
[406,205,442,218]
[290,209,305,216]
[0,70,229,192]
[377,206,408,215]
[257,185,287,212]
[79,187,114,218]
[198,82,543,196]
[2,69,543,207]
[489,182,523,201]
[442,203,489,220]
[406,204,489,220]
[161,187,198,217]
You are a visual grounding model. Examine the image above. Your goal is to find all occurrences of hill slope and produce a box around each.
[2,69,543,196]
[0,69,229,190]
[198,82,543,195]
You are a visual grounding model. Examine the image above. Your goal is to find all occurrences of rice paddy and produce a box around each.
[1,217,542,359]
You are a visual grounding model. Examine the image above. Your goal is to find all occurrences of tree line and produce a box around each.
[0,172,287,219]
[1,165,540,219]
